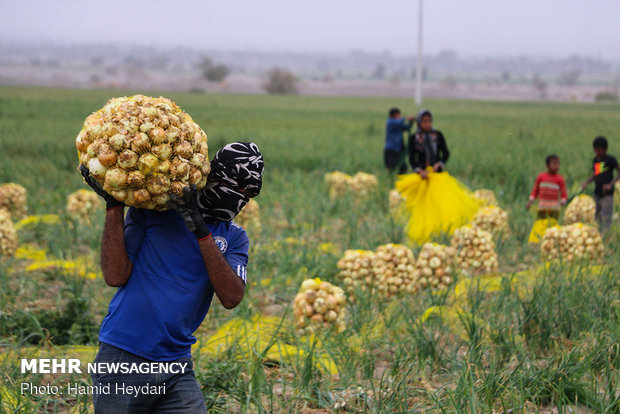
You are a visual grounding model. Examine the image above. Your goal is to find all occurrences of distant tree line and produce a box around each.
[199,57,230,82]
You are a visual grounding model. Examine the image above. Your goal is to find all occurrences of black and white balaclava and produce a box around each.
[197,142,264,222]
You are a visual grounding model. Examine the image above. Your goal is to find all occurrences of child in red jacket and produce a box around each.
[526,154,567,219]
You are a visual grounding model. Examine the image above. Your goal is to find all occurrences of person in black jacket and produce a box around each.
[408,109,450,179]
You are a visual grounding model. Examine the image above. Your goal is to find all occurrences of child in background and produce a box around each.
[409,109,450,178]
[580,136,619,232]
[526,154,567,219]
[384,107,414,174]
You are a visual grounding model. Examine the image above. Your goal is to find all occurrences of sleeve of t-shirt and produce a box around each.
[611,156,619,170]
[224,227,250,284]
[124,207,147,264]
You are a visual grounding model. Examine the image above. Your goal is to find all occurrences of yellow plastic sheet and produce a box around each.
[24,259,99,280]
[193,315,338,375]
[0,345,98,369]
[0,385,19,411]
[10,243,100,280]
[418,305,488,341]
[418,264,607,340]
[14,214,61,230]
[528,217,558,244]
[15,244,48,262]
[395,171,480,245]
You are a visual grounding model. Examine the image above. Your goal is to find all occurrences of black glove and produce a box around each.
[79,164,124,210]
[167,184,211,240]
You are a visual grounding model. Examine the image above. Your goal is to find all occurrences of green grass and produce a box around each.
[0,86,619,413]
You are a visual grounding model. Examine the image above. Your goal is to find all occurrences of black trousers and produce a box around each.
[384,149,407,174]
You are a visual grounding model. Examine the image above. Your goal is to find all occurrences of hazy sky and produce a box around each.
[1,0,618,58]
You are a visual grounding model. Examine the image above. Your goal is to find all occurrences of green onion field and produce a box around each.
[0,86,619,413]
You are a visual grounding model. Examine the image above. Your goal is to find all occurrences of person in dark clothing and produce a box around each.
[408,109,450,179]
[384,107,414,174]
[580,136,619,232]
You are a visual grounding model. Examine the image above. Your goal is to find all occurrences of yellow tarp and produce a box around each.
[10,243,100,280]
[15,244,48,262]
[24,258,99,280]
[528,217,558,244]
[14,214,61,230]
[192,314,338,375]
[395,171,480,245]
[418,265,607,340]
[0,385,19,411]
[0,344,98,365]
[417,305,487,341]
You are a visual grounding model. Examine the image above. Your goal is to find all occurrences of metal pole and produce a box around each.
[415,0,423,106]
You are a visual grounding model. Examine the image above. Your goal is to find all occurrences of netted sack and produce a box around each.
[66,189,102,220]
[235,199,261,235]
[348,172,378,197]
[415,243,456,291]
[337,249,376,293]
[75,95,210,211]
[563,195,595,225]
[371,244,417,296]
[471,205,509,235]
[324,171,351,199]
[0,210,17,257]
[0,183,28,219]
[472,189,498,206]
[451,225,498,275]
[388,189,405,214]
[324,171,377,200]
[540,223,603,262]
[293,278,347,335]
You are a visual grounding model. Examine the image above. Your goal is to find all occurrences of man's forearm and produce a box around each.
[198,237,245,309]
[101,207,132,287]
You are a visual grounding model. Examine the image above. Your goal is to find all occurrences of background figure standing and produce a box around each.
[580,136,619,232]
[526,154,567,219]
[409,109,450,178]
[384,107,414,174]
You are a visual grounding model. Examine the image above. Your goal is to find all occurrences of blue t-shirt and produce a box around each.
[98,207,249,361]
[385,118,411,152]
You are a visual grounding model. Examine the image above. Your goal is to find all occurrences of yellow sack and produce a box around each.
[395,170,480,245]
[528,217,558,244]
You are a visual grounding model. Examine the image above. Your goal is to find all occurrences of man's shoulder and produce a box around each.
[211,220,246,235]
[210,220,249,254]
